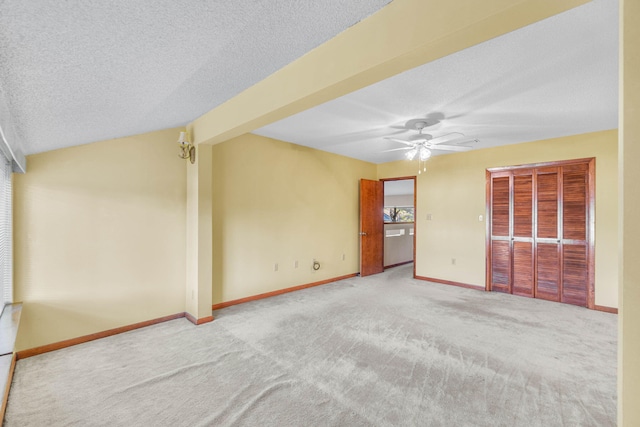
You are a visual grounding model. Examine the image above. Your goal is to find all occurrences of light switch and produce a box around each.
[426,213,432,220]
[478,215,483,222]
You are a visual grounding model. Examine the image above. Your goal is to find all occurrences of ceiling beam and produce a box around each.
[190,0,590,146]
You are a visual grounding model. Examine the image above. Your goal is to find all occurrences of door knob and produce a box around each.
[360,231,367,236]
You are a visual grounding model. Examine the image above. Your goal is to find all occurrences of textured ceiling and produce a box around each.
[0,0,391,155]
[254,0,618,164]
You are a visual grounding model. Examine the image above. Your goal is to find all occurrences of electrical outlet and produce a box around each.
[342,253,346,261]
[274,263,278,272]
[451,258,456,265]
[294,260,298,268]
[426,213,432,220]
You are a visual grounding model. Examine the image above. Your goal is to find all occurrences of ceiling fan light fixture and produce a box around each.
[419,147,431,161]
[383,119,477,175]
[404,148,418,160]
[405,148,418,160]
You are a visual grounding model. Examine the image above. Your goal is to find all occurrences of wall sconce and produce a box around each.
[178,131,196,164]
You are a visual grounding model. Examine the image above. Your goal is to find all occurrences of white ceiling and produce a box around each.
[254,0,619,164]
[0,0,391,155]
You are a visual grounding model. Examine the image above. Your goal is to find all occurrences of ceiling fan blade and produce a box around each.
[384,137,415,146]
[429,132,465,145]
[429,144,473,152]
[381,147,412,153]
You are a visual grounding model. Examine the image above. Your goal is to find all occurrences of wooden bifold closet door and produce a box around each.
[486,158,595,308]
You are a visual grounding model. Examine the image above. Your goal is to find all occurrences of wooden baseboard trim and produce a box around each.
[0,303,22,357]
[185,313,214,325]
[1,353,16,422]
[384,261,413,269]
[594,305,618,314]
[415,276,485,291]
[16,312,186,360]
[212,273,358,311]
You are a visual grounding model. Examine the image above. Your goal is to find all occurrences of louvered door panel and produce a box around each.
[490,174,511,293]
[536,243,560,301]
[536,170,558,239]
[563,165,588,241]
[561,163,589,306]
[491,177,510,237]
[513,242,533,297]
[562,244,588,306]
[513,174,533,237]
[491,241,510,293]
[535,169,561,301]
[512,172,533,296]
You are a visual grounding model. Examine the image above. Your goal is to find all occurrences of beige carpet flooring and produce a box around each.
[4,264,617,426]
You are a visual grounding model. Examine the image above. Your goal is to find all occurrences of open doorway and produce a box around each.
[359,176,416,277]
[382,178,416,276]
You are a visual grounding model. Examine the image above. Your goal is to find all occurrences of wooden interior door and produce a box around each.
[359,179,383,276]
[561,163,590,306]
[535,167,561,302]
[512,170,534,297]
[487,158,594,308]
[489,172,511,293]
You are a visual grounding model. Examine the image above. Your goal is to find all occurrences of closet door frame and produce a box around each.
[485,157,595,309]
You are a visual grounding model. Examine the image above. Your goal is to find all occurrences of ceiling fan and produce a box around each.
[383,120,478,173]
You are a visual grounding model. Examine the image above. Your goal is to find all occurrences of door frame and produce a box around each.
[381,176,417,278]
[485,157,595,308]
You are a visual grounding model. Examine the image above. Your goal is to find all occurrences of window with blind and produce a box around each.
[0,151,11,308]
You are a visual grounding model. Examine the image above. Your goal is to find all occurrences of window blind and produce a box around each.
[0,150,11,305]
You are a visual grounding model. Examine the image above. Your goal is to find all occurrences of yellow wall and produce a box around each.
[13,128,187,351]
[211,133,376,304]
[379,129,618,308]
[620,0,640,423]
[12,126,618,353]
